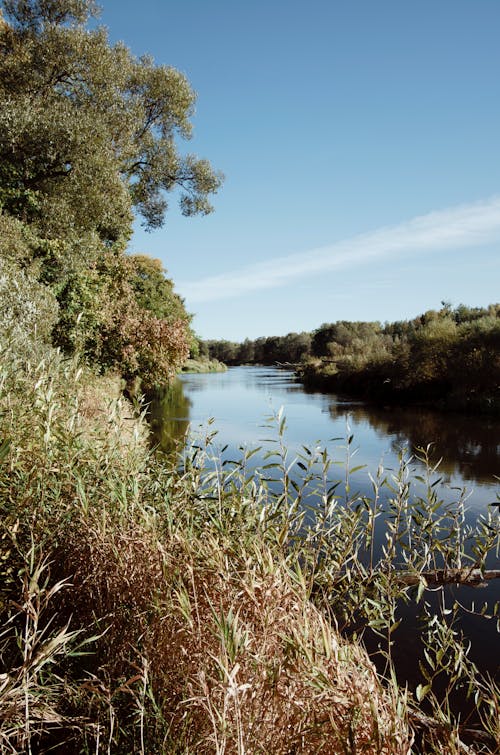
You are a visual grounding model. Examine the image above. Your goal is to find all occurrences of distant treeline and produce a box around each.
[201,331,313,365]
[201,303,500,412]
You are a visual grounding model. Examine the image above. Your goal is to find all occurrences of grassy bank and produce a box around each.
[181,357,227,374]
[1,334,499,753]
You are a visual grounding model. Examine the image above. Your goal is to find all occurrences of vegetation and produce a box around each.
[203,303,500,412]
[0,0,222,233]
[0,2,498,752]
[203,331,313,366]
[0,333,402,753]
[0,329,499,752]
[0,0,223,389]
[181,357,227,374]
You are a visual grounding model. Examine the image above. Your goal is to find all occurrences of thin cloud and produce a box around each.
[178,197,500,304]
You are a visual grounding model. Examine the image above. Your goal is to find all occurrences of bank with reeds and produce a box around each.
[181,357,227,373]
[1,330,499,753]
[0,334,409,753]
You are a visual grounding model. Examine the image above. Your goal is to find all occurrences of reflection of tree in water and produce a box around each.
[329,402,500,485]
[146,380,191,454]
[233,367,301,394]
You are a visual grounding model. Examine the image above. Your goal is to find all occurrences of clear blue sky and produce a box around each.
[99,0,500,341]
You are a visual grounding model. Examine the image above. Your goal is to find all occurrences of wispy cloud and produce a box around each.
[178,197,500,303]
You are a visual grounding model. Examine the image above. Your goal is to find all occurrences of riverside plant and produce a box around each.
[0,335,499,753]
[186,408,500,752]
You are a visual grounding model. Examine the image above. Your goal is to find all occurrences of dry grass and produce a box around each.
[0,340,412,752]
[54,510,412,754]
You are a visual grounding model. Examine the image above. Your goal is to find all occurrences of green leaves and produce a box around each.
[0,0,222,238]
[3,0,99,30]
[0,0,221,385]
[415,683,431,702]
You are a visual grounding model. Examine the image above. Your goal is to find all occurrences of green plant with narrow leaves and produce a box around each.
[0,328,499,752]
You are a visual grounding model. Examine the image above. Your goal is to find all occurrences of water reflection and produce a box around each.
[329,400,500,485]
[146,380,191,454]
[155,367,499,491]
[181,366,302,395]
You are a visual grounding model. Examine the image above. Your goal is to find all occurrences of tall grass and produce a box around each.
[0,334,498,752]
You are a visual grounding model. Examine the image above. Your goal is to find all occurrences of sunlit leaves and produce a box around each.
[0,0,222,238]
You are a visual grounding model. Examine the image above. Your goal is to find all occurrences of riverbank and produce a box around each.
[1,339,499,752]
[181,356,227,373]
[298,358,500,415]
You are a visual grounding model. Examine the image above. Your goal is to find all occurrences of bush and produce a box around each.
[0,256,58,344]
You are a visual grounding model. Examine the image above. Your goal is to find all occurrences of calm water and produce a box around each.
[149,366,500,686]
[151,366,499,502]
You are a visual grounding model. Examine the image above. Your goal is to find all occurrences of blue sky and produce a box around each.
[99,0,500,340]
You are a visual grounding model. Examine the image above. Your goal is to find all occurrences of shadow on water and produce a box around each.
[146,379,191,455]
[329,400,500,486]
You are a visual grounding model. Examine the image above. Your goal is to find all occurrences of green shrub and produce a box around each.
[0,256,58,344]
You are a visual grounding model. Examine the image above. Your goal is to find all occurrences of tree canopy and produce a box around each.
[0,0,223,242]
[0,0,220,388]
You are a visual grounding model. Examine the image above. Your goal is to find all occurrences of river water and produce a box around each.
[151,366,499,499]
[149,366,500,687]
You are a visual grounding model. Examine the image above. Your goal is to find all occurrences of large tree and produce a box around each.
[0,0,223,242]
[0,0,220,386]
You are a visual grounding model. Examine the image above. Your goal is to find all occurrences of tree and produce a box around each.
[282,332,311,362]
[237,338,255,363]
[52,249,191,387]
[0,0,221,386]
[311,323,338,357]
[127,254,190,325]
[0,0,223,242]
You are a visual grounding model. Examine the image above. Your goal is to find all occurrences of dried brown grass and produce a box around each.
[54,507,412,754]
[0,342,421,752]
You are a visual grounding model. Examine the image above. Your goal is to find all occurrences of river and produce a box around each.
[150,366,499,497]
[148,365,500,689]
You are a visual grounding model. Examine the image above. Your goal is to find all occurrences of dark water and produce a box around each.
[149,366,500,690]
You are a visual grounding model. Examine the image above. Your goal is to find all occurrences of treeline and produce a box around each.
[0,0,221,389]
[202,302,500,411]
[201,331,313,365]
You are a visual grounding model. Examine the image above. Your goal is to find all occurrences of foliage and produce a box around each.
[0,0,222,241]
[0,231,192,394]
[205,304,500,411]
[0,552,84,753]
[0,255,58,344]
[0,0,217,387]
[51,250,191,388]
[204,330,313,366]
[181,357,227,374]
[127,254,190,324]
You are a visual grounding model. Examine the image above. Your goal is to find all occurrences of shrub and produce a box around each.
[0,256,58,344]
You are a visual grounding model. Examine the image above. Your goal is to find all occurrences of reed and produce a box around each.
[0,334,498,752]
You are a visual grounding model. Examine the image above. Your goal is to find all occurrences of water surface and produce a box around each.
[152,366,499,507]
[149,366,500,686]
